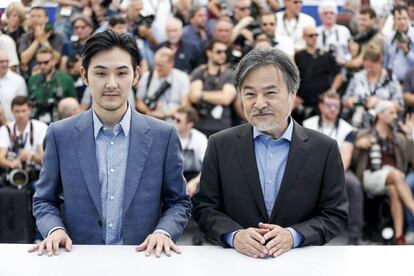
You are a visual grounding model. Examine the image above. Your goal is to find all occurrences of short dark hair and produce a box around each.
[205,39,227,53]
[360,7,376,19]
[408,0,414,8]
[319,90,340,102]
[392,4,409,16]
[36,46,54,58]
[11,96,31,109]
[81,29,139,76]
[188,5,205,19]
[30,6,47,17]
[109,15,128,27]
[176,106,199,125]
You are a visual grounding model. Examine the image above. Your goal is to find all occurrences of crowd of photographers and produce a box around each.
[2,0,414,245]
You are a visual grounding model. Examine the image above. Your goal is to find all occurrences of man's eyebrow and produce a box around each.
[92,65,130,70]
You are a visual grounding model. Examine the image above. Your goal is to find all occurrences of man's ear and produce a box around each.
[80,66,89,86]
[133,66,141,86]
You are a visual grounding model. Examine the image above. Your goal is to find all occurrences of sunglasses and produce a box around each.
[236,6,251,11]
[37,59,51,65]
[262,23,275,26]
[305,33,319,38]
[74,25,87,30]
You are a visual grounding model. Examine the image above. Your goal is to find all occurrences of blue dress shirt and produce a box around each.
[93,106,131,245]
[223,119,304,248]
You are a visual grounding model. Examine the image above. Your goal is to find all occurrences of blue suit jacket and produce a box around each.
[33,109,192,244]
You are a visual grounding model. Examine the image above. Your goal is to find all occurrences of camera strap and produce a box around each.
[5,121,34,150]
[322,28,339,49]
[143,70,154,100]
[282,12,299,38]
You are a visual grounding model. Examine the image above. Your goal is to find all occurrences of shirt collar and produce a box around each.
[92,104,131,139]
[253,117,294,142]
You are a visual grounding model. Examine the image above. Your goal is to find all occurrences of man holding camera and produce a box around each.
[19,6,64,79]
[189,40,237,137]
[28,47,76,124]
[384,5,414,83]
[136,47,190,120]
[0,96,47,186]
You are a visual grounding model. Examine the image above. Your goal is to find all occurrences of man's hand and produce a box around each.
[9,159,22,169]
[28,229,72,256]
[186,177,200,197]
[135,233,181,257]
[233,228,269,258]
[259,222,293,258]
[34,26,51,43]
[18,149,32,162]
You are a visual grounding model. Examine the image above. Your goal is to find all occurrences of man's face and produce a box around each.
[233,0,251,20]
[358,13,373,33]
[378,106,398,125]
[166,23,183,44]
[303,27,319,48]
[260,14,276,37]
[241,65,294,136]
[112,23,129,34]
[36,53,55,75]
[284,0,303,16]
[320,8,337,26]
[129,1,143,18]
[173,112,191,134]
[208,42,227,66]
[80,47,139,113]
[193,8,207,28]
[12,104,31,125]
[154,55,173,78]
[319,97,340,122]
[408,6,414,21]
[363,58,381,75]
[214,22,232,44]
[30,8,48,29]
[8,12,21,28]
[0,52,9,77]
[73,19,93,41]
[394,10,410,32]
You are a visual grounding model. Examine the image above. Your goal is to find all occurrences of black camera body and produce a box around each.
[394,30,409,44]
[133,14,155,38]
[143,80,171,110]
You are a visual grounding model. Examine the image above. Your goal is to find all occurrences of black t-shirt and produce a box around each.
[295,49,340,107]
[191,67,234,135]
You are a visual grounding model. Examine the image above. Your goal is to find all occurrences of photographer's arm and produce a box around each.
[231,17,254,44]
[33,145,44,165]
[190,80,237,105]
[0,148,22,169]
[136,97,151,114]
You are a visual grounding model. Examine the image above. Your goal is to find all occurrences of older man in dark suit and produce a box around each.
[193,47,348,258]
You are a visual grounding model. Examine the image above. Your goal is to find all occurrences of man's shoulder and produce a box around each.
[6,70,25,82]
[172,68,190,81]
[133,111,174,133]
[31,119,48,130]
[209,124,251,142]
[48,111,86,134]
[302,116,319,130]
[299,13,316,24]
[295,122,337,145]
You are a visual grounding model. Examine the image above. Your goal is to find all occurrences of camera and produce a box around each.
[248,21,263,39]
[44,22,53,33]
[143,80,171,110]
[1,149,38,190]
[394,31,409,44]
[196,102,215,118]
[132,14,155,38]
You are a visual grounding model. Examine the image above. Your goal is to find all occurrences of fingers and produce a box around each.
[46,240,54,256]
[145,237,156,256]
[28,243,39,253]
[136,234,180,257]
[170,242,181,254]
[37,241,46,256]
[65,238,73,252]
[135,237,149,252]
[155,241,163,258]
[52,240,59,255]
[234,229,268,258]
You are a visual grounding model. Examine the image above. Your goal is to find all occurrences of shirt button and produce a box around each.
[110,141,114,145]
[269,154,274,158]
[110,196,114,200]
[109,223,113,228]
[110,168,115,173]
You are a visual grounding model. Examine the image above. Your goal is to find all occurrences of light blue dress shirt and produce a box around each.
[93,106,131,245]
[223,119,304,248]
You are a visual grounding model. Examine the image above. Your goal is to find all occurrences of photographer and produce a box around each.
[353,101,414,245]
[136,47,190,120]
[230,0,255,53]
[19,6,64,79]
[343,45,403,128]
[28,47,76,124]
[189,40,236,137]
[384,5,414,83]
[0,96,47,187]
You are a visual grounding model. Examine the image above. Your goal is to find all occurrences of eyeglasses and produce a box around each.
[0,59,9,64]
[37,59,51,65]
[214,50,227,55]
[305,33,319,37]
[323,102,340,109]
[323,11,336,15]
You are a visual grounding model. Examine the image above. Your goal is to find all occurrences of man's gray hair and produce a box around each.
[234,47,300,94]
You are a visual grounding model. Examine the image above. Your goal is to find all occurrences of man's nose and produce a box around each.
[105,74,118,89]
[254,94,268,110]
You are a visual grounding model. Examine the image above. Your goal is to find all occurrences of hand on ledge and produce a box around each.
[28,229,72,257]
[136,233,181,258]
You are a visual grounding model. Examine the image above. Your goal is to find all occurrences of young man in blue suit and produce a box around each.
[29,30,192,257]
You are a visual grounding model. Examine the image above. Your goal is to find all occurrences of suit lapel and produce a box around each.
[269,122,310,221]
[73,110,102,218]
[235,125,269,221]
[123,111,153,214]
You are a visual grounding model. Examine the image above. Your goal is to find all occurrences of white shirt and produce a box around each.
[317,24,352,62]
[276,11,316,51]
[179,128,208,172]
[142,0,177,43]
[303,115,354,147]
[0,70,28,121]
[0,119,48,155]
[0,32,19,67]
[274,35,295,57]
